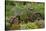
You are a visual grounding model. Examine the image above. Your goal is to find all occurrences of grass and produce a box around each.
[5,1,45,30]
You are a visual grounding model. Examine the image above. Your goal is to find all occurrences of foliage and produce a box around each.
[5,1,45,30]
